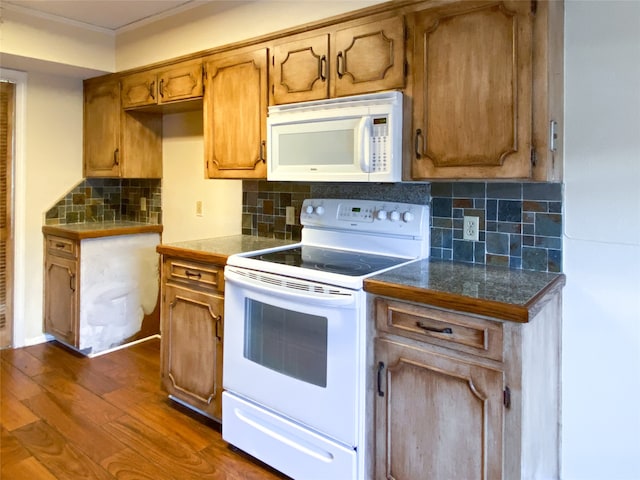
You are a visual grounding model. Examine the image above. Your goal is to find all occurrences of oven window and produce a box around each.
[244,298,328,388]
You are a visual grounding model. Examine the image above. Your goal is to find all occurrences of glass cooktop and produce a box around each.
[245,245,409,277]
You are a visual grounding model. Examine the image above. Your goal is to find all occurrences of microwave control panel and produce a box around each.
[370,116,389,173]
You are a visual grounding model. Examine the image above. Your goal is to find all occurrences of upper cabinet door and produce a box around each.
[411,1,534,179]
[204,48,268,179]
[121,71,157,109]
[157,60,204,104]
[333,15,406,97]
[272,34,330,104]
[84,79,121,177]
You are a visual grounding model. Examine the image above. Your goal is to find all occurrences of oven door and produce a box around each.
[223,266,363,447]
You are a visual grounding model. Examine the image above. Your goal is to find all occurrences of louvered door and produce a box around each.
[0,81,15,348]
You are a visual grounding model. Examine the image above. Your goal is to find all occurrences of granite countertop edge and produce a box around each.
[43,222,163,240]
[156,234,298,265]
[364,259,566,324]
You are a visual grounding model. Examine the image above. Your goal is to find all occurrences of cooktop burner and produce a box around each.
[246,245,409,277]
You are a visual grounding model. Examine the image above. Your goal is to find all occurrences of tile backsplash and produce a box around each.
[45,178,162,225]
[242,180,563,273]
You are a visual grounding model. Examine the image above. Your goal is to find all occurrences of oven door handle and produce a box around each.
[225,268,357,307]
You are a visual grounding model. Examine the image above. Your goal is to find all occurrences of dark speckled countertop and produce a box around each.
[156,235,297,264]
[364,259,566,323]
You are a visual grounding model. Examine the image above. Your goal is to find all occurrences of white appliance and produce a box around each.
[267,91,403,182]
[222,198,429,480]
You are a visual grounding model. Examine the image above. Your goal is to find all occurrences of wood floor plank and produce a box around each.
[200,440,292,480]
[0,347,53,377]
[0,387,39,431]
[0,358,44,400]
[112,397,218,452]
[31,369,125,426]
[102,414,220,479]
[23,390,127,463]
[11,420,114,480]
[1,455,59,480]
[0,426,32,471]
[100,447,179,480]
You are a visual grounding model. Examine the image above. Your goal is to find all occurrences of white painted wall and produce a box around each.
[562,1,640,478]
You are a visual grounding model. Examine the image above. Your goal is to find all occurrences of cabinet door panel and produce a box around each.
[44,256,78,346]
[411,1,533,179]
[121,71,156,108]
[162,285,223,419]
[334,16,406,97]
[158,61,203,103]
[272,35,330,104]
[375,338,504,480]
[83,80,121,177]
[204,49,268,179]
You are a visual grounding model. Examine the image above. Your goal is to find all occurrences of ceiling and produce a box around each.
[3,0,205,31]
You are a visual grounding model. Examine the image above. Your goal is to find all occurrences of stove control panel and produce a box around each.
[301,198,428,236]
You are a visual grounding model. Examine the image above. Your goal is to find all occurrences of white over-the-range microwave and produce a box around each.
[267,90,403,182]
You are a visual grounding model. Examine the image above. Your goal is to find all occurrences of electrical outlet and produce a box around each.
[140,197,147,212]
[463,216,479,241]
[285,206,296,225]
[196,200,203,217]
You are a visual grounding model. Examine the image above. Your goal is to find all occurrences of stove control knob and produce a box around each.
[390,211,401,222]
[305,205,315,214]
[376,210,388,220]
[315,206,325,216]
[403,211,415,223]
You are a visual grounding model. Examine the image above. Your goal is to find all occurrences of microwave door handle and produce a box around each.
[358,116,372,172]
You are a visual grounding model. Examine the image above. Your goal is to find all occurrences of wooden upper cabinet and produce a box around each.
[272,34,330,104]
[410,1,535,179]
[83,79,122,177]
[84,78,162,178]
[204,48,268,179]
[121,59,204,109]
[271,15,406,104]
[333,15,406,98]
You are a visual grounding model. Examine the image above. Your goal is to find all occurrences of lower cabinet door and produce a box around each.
[161,284,223,420]
[44,255,78,346]
[375,338,504,480]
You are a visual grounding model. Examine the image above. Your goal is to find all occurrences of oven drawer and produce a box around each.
[164,258,224,292]
[46,235,78,259]
[222,392,357,480]
[375,298,503,361]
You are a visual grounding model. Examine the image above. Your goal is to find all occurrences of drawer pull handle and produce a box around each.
[377,361,385,397]
[215,315,222,341]
[55,243,66,248]
[416,321,453,335]
[185,270,202,279]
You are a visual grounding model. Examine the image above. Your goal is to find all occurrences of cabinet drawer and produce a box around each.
[375,298,503,361]
[165,259,224,292]
[46,235,78,258]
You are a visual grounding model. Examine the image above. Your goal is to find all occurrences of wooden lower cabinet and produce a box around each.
[44,250,79,346]
[43,232,161,355]
[373,295,562,479]
[160,257,224,420]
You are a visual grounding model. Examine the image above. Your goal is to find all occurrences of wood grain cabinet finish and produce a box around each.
[373,296,562,479]
[121,60,204,109]
[160,257,225,420]
[203,48,268,179]
[409,1,536,179]
[271,15,406,104]
[44,242,79,347]
[84,78,162,178]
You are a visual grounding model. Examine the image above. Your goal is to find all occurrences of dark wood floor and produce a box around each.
[0,338,291,479]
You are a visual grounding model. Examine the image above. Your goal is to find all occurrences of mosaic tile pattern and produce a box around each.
[430,182,563,272]
[241,181,431,241]
[242,180,563,273]
[45,178,162,225]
